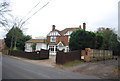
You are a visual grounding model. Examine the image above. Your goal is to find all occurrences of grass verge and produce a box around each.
[63,60,85,67]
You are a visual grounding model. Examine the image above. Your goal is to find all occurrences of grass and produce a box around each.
[117,66,120,71]
[90,56,115,62]
[2,49,9,55]
[63,60,85,67]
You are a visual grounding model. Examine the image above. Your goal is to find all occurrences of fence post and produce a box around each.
[103,50,105,64]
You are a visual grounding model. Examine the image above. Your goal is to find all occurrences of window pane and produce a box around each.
[50,36,56,42]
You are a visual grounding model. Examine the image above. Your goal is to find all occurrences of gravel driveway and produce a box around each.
[56,59,119,79]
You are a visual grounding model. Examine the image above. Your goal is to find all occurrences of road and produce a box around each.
[0,52,2,80]
[2,53,100,79]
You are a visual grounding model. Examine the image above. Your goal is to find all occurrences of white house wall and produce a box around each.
[25,43,32,52]
[36,43,47,51]
[64,46,69,52]
[57,46,69,52]
[25,43,47,52]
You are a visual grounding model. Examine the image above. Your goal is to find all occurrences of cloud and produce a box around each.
[0,0,119,38]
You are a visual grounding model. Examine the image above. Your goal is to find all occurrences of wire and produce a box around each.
[21,0,42,22]
[19,0,52,28]
[24,1,50,23]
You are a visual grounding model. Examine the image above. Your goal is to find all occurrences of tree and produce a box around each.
[69,29,103,51]
[95,33,104,49]
[4,27,31,50]
[96,27,120,53]
[31,43,36,52]
[17,35,32,50]
[96,27,116,50]
[5,27,23,50]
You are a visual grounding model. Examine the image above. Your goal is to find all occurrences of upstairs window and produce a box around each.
[50,36,56,42]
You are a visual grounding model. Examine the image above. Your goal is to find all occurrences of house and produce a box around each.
[0,39,5,51]
[47,23,86,55]
[25,23,86,55]
[25,39,47,52]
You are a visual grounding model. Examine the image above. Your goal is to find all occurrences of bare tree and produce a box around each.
[0,1,10,27]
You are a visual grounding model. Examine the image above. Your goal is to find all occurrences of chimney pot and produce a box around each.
[79,25,81,29]
[52,25,56,31]
[83,23,86,30]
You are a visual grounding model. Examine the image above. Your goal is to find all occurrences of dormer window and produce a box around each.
[50,36,56,42]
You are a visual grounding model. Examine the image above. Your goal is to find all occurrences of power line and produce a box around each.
[21,0,42,22]
[19,0,52,28]
[24,1,50,22]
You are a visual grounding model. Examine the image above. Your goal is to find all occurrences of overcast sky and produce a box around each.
[0,0,119,39]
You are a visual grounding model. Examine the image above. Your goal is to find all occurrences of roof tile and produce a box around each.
[26,39,47,43]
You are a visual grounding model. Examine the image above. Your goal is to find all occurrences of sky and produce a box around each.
[0,0,119,39]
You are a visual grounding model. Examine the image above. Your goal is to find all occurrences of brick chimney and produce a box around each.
[83,23,86,31]
[79,25,81,29]
[52,25,56,31]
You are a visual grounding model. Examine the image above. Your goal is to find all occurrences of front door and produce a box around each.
[48,45,57,55]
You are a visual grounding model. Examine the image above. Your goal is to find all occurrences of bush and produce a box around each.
[69,29,103,50]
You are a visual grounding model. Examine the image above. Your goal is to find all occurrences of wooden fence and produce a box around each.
[56,50,81,64]
[8,49,49,60]
[113,50,120,56]
[89,49,113,61]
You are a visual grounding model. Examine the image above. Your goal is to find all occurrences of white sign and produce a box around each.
[81,56,84,59]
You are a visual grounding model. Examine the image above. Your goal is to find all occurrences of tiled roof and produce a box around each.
[60,27,80,35]
[49,27,80,36]
[26,39,47,43]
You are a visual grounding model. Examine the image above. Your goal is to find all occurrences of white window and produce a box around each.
[50,36,56,42]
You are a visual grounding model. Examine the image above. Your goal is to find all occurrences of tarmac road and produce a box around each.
[2,53,100,79]
[0,52,2,80]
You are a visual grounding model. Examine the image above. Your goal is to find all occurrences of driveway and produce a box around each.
[57,59,119,79]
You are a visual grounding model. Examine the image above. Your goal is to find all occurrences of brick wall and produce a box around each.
[47,36,68,46]
[56,36,68,46]
[0,39,5,51]
[81,50,90,62]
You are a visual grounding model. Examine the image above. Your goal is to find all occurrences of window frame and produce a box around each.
[50,36,56,42]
